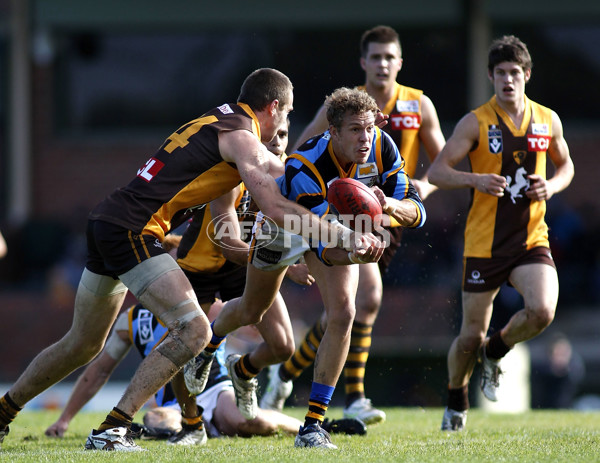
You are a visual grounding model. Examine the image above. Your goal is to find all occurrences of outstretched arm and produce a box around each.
[220,129,380,257]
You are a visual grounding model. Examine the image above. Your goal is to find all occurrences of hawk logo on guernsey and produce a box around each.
[488,126,502,153]
[137,310,154,345]
[137,157,165,182]
[513,150,527,166]
[218,104,234,114]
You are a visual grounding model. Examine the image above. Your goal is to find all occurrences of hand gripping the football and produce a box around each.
[371,186,422,228]
[347,232,386,264]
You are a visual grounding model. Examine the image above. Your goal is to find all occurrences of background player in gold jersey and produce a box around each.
[262,25,446,424]
[428,35,574,431]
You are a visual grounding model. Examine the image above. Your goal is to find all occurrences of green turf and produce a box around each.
[2,408,599,462]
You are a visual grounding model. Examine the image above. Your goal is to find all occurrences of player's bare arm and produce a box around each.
[428,113,507,196]
[220,129,373,253]
[209,186,249,267]
[371,186,421,227]
[325,235,385,265]
[412,94,446,200]
[526,110,574,202]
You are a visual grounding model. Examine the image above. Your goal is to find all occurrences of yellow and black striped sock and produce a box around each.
[280,319,324,382]
[204,322,227,355]
[0,393,22,429]
[182,411,204,431]
[304,400,328,427]
[204,339,224,356]
[344,321,373,407]
[234,354,260,380]
[97,407,133,432]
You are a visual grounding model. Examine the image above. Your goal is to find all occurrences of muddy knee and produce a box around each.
[156,299,210,367]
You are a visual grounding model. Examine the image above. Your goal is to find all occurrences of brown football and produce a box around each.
[327,178,383,231]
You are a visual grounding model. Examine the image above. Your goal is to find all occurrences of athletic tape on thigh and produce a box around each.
[156,332,195,368]
[159,298,202,328]
[119,253,180,298]
[79,268,128,296]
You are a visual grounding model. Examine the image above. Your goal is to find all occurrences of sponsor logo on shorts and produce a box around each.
[466,269,485,285]
[255,247,283,264]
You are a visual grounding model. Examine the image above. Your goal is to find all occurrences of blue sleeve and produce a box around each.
[281,157,329,217]
[282,157,334,263]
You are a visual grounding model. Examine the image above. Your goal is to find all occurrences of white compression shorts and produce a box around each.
[248,211,310,271]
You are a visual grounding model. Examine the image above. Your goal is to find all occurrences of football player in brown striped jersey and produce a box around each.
[428,35,574,431]
[0,68,381,452]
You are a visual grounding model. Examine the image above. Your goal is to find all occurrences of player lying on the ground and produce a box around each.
[44,304,365,443]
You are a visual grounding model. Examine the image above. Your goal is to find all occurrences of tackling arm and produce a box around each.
[209,186,249,267]
[220,129,377,255]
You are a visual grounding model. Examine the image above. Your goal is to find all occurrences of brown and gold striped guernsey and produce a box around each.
[357,83,423,177]
[89,103,260,241]
[464,95,553,258]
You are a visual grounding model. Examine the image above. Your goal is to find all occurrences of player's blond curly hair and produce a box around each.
[325,87,379,130]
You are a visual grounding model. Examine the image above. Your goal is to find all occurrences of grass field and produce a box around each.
[2,407,599,462]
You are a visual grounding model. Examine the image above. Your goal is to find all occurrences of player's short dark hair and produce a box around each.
[360,25,401,58]
[488,35,533,73]
[325,87,379,130]
[238,68,293,111]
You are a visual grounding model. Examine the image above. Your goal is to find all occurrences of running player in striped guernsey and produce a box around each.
[264,25,445,425]
[428,35,574,431]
